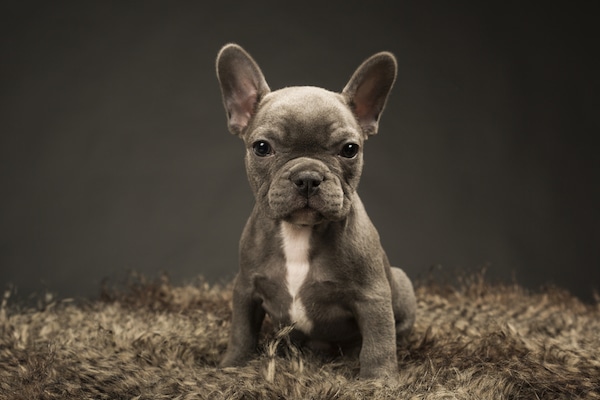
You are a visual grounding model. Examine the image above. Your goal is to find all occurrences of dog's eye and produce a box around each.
[253,140,273,157]
[339,143,359,158]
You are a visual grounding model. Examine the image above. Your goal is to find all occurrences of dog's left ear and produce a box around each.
[342,52,397,137]
[216,44,271,136]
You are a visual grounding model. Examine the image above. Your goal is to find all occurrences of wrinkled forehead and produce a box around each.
[251,87,362,143]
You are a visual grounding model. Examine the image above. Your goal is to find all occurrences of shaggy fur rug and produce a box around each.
[1,273,599,399]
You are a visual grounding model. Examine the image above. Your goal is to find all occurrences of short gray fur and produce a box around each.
[216,43,416,380]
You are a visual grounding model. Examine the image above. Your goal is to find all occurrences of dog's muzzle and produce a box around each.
[267,158,348,224]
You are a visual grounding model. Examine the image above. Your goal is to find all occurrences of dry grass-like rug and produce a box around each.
[1,273,599,399]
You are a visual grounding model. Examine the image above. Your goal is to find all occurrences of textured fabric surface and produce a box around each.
[1,274,598,399]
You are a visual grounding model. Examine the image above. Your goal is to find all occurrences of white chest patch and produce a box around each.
[280,222,313,333]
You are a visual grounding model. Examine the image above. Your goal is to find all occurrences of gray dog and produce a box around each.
[216,44,416,380]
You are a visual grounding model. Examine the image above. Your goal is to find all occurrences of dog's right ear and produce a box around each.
[216,44,271,136]
[342,51,397,138]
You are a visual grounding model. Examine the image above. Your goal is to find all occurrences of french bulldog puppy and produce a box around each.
[216,43,416,380]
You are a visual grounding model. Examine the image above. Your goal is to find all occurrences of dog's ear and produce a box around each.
[342,52,397,137]
[216,44,271,136]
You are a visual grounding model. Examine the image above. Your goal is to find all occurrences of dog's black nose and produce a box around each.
[292,171,323,197]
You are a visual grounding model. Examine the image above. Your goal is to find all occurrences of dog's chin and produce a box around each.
[284,208,324,226]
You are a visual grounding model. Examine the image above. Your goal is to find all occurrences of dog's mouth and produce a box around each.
[267,161,350,225]
[285,206,323,226]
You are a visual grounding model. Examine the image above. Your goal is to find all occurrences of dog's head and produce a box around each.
[216,44,396,225]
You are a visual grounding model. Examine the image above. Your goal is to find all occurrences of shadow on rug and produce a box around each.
[1,273,599,399]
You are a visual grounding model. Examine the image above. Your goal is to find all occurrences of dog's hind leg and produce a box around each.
[389,267,417,340]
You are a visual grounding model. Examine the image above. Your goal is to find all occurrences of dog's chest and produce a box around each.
[280,222,313,333]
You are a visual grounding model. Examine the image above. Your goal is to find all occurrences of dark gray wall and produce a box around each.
[1,2,598,302]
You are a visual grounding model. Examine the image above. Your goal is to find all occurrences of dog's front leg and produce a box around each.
[352,293,399,380]
[220,276,265,368]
